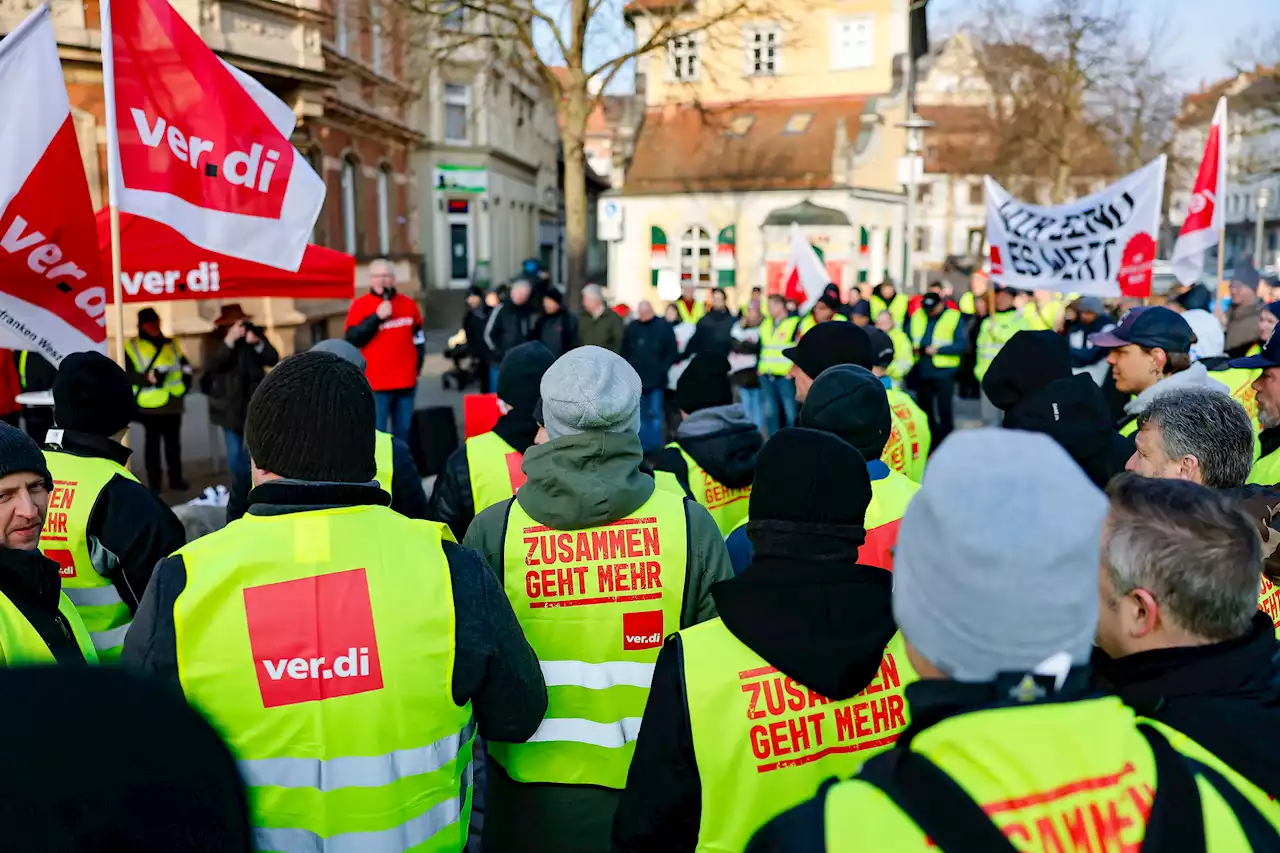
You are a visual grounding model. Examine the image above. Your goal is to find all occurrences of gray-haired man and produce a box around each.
[1094,473,1280,797]
[1126,387,1255,488]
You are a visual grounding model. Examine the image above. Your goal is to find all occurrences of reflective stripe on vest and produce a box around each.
[465,431,523,516]
[821,698,1280,851]
[758,316,801,376]
[975,310,1029,381]
[373,431,394,499]
[127,338,186,409]
[908,309,962,369]
[683,622,915,853]
[174,507,473,852]
[885,389,930,483]
[492,489,690,788]
[42,450,137,662]
[654,445,750,536]
[0,590,98,664]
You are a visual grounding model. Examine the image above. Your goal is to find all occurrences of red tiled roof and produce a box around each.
[622,97,866,194]
[623,0,684,15]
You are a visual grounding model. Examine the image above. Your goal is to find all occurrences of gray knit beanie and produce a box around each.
[540,346,641,440]
[893,429,1107,683]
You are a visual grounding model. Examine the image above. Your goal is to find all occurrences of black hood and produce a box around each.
[712,520,896,700]
[673,404,761,489]
[1002,374,1132,489]
[982,330,1073,412]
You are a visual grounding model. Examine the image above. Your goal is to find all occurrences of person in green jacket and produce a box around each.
[578,284,625,353]
[464,345,732,853]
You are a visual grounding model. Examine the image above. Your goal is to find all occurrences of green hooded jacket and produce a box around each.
[464,430,731,853]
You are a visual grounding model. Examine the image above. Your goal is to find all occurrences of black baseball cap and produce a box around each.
[783,322,873,379]
[864,327,896,369]
[1088,306,1194,354]
[1229,333,1280,370]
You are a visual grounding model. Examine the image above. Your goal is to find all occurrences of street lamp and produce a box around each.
[1258,186,1272,271]
[897,113,935,292]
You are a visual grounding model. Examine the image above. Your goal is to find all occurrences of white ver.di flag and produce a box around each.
[986,157,1167,298]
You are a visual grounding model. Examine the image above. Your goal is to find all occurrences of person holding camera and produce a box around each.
[203,304,279,478]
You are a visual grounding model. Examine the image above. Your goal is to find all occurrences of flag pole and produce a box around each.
[99,0,126,367]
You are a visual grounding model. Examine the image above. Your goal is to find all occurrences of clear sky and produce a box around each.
[928,0,1279,89]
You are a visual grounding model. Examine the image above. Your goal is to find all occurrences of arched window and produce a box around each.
[376,165,392,255]
[679,226,712,288]
[341,155,360,255]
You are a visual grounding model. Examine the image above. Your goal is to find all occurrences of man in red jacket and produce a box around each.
[343,258,425,444]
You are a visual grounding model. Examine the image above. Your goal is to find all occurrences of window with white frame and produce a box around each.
[831,17,873,70]
[679,226,713,287]
[377,166,391,255]
[968,181,983,207]
[744,26,781,77]
[667,35,700,82]
[444,83,470,143]
[334,0,348,55]
[341,156,359,255]
[369,0,381,74]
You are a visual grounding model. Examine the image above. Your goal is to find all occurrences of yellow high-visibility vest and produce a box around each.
[126,338,186,409]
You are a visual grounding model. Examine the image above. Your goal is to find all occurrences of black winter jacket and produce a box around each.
[124,480,548,743]
[463,305,492,360]
[622,317,679,392]
[682,308,737,360]
[484,298,536,364]
[225,433,427,524]
[0,546,88,665]
[531,310,580,358]
[46,431,186,613]
[613,514,892,853]
[1093,612,1280,797]
[426,410,539,541]
[203,334,279,431]
[1000,374,1133,489]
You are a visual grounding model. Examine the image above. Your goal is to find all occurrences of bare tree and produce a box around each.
[1224,24,1280,179]
[403,0,787,304]
[969,0,1159,202]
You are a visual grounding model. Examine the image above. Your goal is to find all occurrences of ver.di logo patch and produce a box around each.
[243,567,384,708]
[623,610,663,650]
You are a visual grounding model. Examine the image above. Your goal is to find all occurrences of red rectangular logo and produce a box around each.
[243,568,384,708]
[44,549,75,578]
[623,610,664,650]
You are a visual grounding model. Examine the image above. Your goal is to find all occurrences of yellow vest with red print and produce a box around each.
[1259,576,1280,638]
[1210,366,1262,433]
[465,431,524,516]
[654,444,751,537]
[885,388,930,483]
[41,450,138,662]
[880,407,920,483]
[822,697,1280,852]
[683,622,916,853]
[173,506,472,853]
[491,488,689,789]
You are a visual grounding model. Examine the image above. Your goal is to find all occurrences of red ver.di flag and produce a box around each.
[0,5,107,362]
[103,0,324,271]
[1170,97,1228,286]
[985,157,1166,298]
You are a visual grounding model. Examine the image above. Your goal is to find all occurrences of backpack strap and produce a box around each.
[1182,755,1280,851]
[1136,724,1207,853]
[856,749,1017,853]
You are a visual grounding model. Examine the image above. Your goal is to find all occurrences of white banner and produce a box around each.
[985,156,1166,297]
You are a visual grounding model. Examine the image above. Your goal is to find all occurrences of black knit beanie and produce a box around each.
[751,428,871,526]
[799,365,893,461]
[53,352,135,437]
[244,352,375,482]
[676,353,734,414]
[498,342,556,414]
[0,423,51,488]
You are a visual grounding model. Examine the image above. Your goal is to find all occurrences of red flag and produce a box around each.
[103,0,324,271]
[0,6,107,362]
[1171,97,1227,286]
